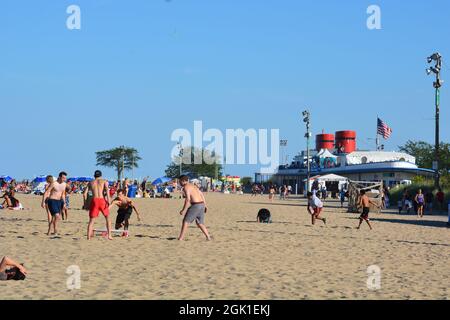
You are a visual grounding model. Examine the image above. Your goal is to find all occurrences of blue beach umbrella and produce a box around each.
[0,175,13,182]
[76,177,94,182]
[152,177,172,186]
[32,176,48,183]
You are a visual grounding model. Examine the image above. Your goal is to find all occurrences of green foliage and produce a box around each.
[165,146,223,179]
[398,140,450,175]
[240,177,253,186]
[389,178,449,206]
[96,146,141,181]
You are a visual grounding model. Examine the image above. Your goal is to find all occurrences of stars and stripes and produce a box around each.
[377,118,393,139]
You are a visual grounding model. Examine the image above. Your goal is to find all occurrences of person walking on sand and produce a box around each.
[62,182,71,221]
[307,191,327,226]
[269,185,276,203]
[41,172,67,235]
[357,190,380,230]
[177,175,211,241]
[42,175,54,223]
[425,190,434,215]
[339,188,346,208]
[415,189,425,218]
[84,170,112,240]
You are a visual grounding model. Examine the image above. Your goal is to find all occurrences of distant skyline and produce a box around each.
[1,0,449,180]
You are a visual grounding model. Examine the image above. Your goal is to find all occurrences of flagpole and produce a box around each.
[376,117,380,151]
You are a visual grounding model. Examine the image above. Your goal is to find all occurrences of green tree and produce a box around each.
[165,146,223,179]
[96,146,142,181]
[240,177,253,186]
[398,140,450,175]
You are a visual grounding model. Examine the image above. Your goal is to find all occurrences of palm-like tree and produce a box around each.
[96,146,142,181]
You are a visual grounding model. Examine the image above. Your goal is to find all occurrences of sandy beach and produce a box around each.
[0,192,448,300]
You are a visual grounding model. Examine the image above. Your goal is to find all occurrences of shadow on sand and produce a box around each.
[369,217,449,229]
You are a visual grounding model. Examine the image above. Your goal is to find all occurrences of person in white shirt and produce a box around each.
[307,191,327,225]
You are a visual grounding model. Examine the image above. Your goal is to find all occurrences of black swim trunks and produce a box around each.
[116,207,133,225]
[360,207,370,220]
[47,199,63,216]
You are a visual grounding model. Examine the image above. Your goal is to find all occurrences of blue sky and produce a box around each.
[1,0,449,180]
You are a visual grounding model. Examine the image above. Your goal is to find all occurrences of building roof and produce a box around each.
[345,151,415,165]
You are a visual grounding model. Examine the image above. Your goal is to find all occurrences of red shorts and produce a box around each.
[89,198,109,218]
[313,207,322,216]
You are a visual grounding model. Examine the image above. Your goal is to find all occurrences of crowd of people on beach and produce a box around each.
[29,171,210,242]
[398,188,446,217]
[2,170,449,282]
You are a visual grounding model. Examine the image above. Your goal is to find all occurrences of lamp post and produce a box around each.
[177,142,183,176]
[280,140,288,165]
[426,53,444,189]
[302,110,311,195]
[121,145,125,182]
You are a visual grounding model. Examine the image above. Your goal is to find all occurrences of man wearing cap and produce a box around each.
[84,170,112,240]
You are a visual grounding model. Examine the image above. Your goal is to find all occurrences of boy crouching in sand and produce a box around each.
[178,175,211,241]
[109,189,142,236]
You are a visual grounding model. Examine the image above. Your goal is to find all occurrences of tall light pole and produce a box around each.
[177,142,183,176]
[121,145,125,182]
[302,110,311,195]
[280,140,288,165]
[426,52,444,189]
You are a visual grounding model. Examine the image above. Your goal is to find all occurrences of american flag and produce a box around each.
[377,118,393,139]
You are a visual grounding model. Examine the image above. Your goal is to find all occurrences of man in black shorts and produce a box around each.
[357,190,380,230]
[110,189,142,235]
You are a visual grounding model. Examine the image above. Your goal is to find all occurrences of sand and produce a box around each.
[0,193,448,300]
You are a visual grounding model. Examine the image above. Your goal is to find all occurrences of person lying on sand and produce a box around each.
[178,175,211,241]
[0,256,27,281]
[0,192,24,210]
[109,189,142,236]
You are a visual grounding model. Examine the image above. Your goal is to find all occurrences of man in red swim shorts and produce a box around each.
[83,170,112,240]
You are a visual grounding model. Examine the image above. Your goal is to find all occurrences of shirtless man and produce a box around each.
[42,175,54,223]
[41,172,67,235]
[109,189,142,234]
[84,170,112,240]
[357,190,380,230]
[178,175,211,241]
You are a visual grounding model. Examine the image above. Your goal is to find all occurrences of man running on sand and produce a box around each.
[178,175,211,241]
[84,170,112,240]
[357,190,380,230]
[41,172,67,235]
[307,191,327,225]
